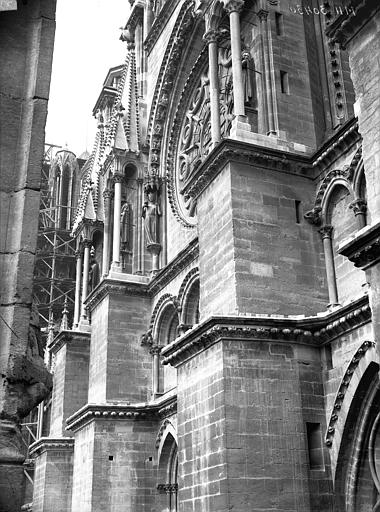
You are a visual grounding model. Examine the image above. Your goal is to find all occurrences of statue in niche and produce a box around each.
[89,247,100,290]
[120,202,131,250]
[142,187,161,246]
[242,48,256,106]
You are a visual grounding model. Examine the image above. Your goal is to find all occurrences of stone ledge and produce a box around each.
[338,221,380,269]
[66,395,177,433]
[84,239,199,312]
[29,437,74,457]
[161,295,371,367]
[48,329,90,355]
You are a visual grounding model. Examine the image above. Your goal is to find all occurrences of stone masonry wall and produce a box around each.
[197,161,328,319]
[50,335,90,437]
[71,418,157,512]
[33,447,74,512]
[176,337,332,511]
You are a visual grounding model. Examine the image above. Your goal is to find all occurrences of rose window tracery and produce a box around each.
[168,36,256,226]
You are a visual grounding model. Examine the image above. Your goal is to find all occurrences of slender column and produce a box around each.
[112,174,123,269]
[81,241,91,319]
[350,199,367,229]
[136,178,143,274]
[319,225,339,306]
[204,30,221,145]
[150,345,162,395]
[58,171,64,228]
[102,189,112,276]
[73,249,83,328]
[55,174,61,228]
[258,9,276,134]
[224,0,245,117]
[66,172,74,230]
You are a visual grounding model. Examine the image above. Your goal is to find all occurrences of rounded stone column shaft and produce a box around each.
[151,345,161,395]
[112,176,123,266]
[81,242,91,319]
[204,30,221,145]
[102,190,112,275]
[225,0,245,117]
[73,250,82,327]
[320,226,339,306]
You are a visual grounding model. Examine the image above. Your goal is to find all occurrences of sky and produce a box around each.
[46,0,129,156]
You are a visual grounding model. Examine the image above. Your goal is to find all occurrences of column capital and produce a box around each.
[112,173,124,184]
[103,188,113,200]
[82,239,92,249]
[203,29,220,45]
[223,0,244,14]
[74,249,83,259]
[319,225,334,240]
[257,9,269,22]
[349,198,367,216]
[149,345,163,356]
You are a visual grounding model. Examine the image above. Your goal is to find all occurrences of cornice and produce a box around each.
[338,221,380,270]
[161,296,371,367]
[85,276,149,312]
[29,437,74,457]
[325,0,380,48]
[181,138,312,201]
[84,239,199,311]
[48,330,90,355]
[66,395,177,433]
[148,237,199,295]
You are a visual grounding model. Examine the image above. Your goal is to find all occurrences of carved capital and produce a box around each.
[349,199,367,216]
[82,239,92,249]
[103,188,113,201]
[223,0,244,14]
[203,29,220,45]
[257,9,269,22]
[157,483,178,495]
[149,345,162,356]
[74,250,82,260]
[112,173,124,184]
[147,242,162,255]
[319,225,333,240]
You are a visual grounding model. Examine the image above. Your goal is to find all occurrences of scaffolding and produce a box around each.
[32,143,77,337]
[22,144,80,502]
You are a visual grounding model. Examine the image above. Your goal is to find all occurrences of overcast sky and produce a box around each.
[46,0,129,156]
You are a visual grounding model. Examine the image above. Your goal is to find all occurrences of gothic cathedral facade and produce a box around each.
[30,0,380,511]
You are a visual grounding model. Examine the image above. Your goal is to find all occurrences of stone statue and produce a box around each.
[120,202,131,249]
[89,251,100,290]
[142,189,161,246]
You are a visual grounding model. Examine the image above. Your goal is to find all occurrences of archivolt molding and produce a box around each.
[150,293,180,340]
[325,340,376,447]
[166,49,208,227]
[177,267,199,308]
[155,417,177,449]
[304,167,354,226]
[146,0,195,179]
